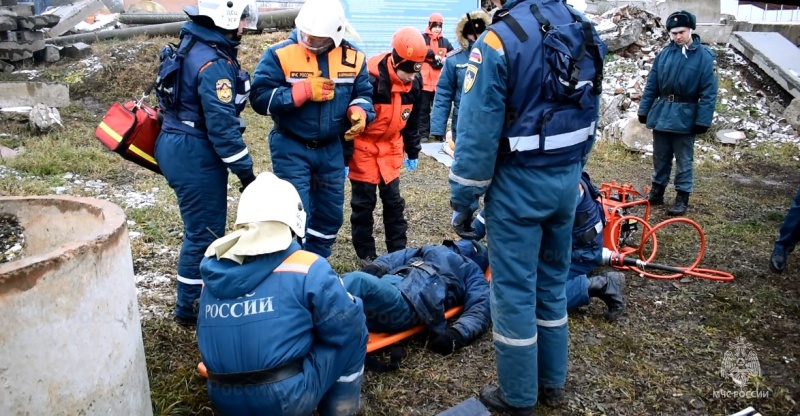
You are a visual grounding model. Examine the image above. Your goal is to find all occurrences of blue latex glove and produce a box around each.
[403,159,418,172]
[344,166,350,177]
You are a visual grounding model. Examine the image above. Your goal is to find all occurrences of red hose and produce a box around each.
[606,215,735,282]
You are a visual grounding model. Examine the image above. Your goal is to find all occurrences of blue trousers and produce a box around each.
[652,131,696,193]
[207,333,367,416]
[775,185,800,252]
[155,133,228,320]
[269,130,346,258]
[486,162,581,408]
[341,272,419,333]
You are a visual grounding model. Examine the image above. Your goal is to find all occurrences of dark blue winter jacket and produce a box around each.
[638,34,718,133]
[372,245,490,342]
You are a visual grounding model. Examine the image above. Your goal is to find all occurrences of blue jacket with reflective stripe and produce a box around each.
[158,23,253,178]
[249,29,375,142]
[197,241,367,375]
[449,0,604,212]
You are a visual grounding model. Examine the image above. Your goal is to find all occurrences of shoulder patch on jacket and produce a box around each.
[446,47,462,58]
[468,48,482,64]
[274,250,318,274]
[215,78,233,103]
[464,64,478,93]
[483,31,503,53]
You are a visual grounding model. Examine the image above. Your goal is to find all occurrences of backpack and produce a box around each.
[154,36,199,111]
[527,1,607,108]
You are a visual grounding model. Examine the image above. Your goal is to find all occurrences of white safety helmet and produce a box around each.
[294,0,359,51]
[185,0,259,31]
[236,172,306,237]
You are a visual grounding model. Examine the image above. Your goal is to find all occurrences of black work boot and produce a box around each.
[587,272,626,322]
[666,191,690,216]
[538,386,565,407]
[769,245,790,273]
[646,182,665,206]
[479,386,536,416]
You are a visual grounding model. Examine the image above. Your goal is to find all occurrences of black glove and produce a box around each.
[638,114,647,124]
[451,209,476,240]
[428,328,465,356]
[360,263,385,277]
[692,124,709,134]
[238,173,256,193]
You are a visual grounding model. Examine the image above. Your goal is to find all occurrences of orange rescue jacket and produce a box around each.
[420,29,454,92]
[348,53,423,185]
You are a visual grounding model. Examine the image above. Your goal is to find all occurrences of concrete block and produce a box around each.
[36,44,59,63]
[1,0,17,6]
[694,23,733,44]
[0,82,69,108]
[15,15,33,30]
[60,41,92,59]
[0,48,30,61]
[0,38,45,51]
[0,29,44,42]
[0,4,33,16]
[0,15,15,30]
[32,15,60,29]
[43,0,105,38]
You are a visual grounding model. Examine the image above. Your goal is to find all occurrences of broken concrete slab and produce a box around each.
[29,103,62,131]
[61,42,92,59]
[0,39,45,60]
[716,129,746,145]
[0,82,69,108]
[44,0,105,38]
[729,32,800,99]
[0,47,32,61]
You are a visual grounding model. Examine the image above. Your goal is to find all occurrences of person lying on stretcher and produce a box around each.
[342,239,490,356]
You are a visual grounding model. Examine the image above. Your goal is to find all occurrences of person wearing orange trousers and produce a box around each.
[417,13,453,142]
[346,27,426,264]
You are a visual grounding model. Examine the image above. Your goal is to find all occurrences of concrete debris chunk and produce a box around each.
[0,82,69,107]
[29,103,62,131]
[61,41,92,59]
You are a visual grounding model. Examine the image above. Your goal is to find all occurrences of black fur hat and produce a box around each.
[666,10,696,31]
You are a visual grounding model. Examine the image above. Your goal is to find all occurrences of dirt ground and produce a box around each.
[0,32,798,415]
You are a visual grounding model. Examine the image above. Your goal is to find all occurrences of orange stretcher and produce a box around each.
[197,267,492,378]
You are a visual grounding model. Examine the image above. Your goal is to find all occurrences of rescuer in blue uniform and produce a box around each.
[249,0,375,258]
[198,172,367,416]
[429,9,491,143]
[448,0,606,413]
[154,0,258,327]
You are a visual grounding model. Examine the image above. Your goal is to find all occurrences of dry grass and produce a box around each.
[0,32,798,415]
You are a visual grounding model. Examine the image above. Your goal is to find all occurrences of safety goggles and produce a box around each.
[392,50,422,73]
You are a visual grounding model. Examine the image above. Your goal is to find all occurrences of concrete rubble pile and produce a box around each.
[594,4,798,160]
[0,1,60,71]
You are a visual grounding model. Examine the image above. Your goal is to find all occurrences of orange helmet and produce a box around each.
[429,12,444,24]
[391,26,427,71]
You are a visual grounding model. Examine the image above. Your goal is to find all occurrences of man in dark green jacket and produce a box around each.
[638,10,718,216]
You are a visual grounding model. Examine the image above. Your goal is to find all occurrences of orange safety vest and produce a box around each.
[275,43,366,89]
[348,54,420,185]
